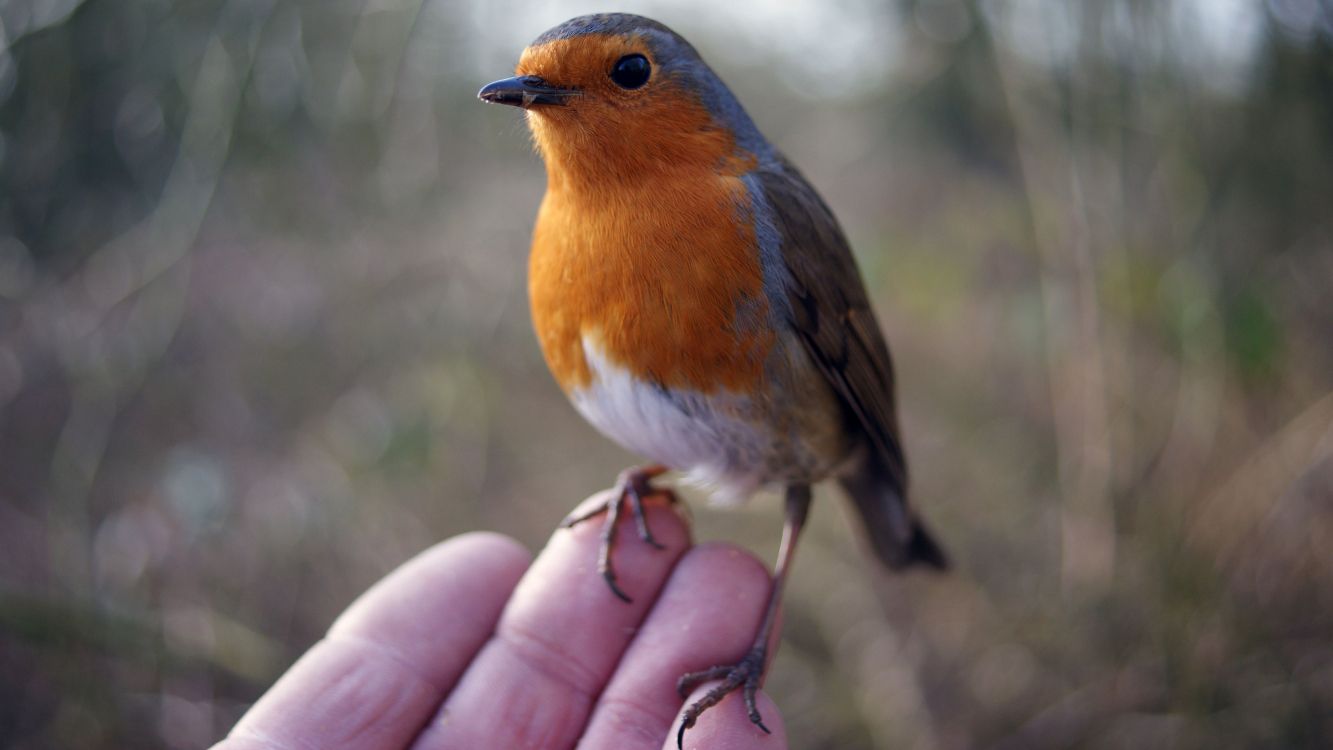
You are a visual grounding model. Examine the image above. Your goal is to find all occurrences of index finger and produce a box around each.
[216,532,531,750]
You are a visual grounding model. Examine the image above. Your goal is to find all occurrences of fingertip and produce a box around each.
[330,530,531,638]
[673,542,771,593]
[431,530,534,573]
[664,494,694,539]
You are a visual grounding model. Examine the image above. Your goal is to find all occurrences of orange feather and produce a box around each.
[522,36,771,393]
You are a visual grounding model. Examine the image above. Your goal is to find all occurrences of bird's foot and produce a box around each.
[559,464,675,603]
[675,645,769,748]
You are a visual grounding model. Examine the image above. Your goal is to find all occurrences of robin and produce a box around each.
[478,13,947,746]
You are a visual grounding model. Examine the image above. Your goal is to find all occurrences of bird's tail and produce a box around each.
[838,449,948,571]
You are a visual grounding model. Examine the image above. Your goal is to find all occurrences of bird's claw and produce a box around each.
[559,466,675,603]
[675,645,770,748]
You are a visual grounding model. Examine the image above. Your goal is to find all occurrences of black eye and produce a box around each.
[609,54,651,89]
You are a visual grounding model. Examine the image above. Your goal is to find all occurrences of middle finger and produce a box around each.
[412,492,690,749]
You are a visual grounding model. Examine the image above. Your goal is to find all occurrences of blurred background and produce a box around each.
[1,0,1330,747]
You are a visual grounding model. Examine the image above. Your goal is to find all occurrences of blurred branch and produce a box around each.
[988,9,1115,592]
[987,665,1164,750]
[0,590,285,682]
[31,1,273,594]
[1189,389,1333,565]
[0,0,93,50]
[76,8,266,314]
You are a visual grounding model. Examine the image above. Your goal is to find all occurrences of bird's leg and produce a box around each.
[559,464,675,603]
[675,484,812,748]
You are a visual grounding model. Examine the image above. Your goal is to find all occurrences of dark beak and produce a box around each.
[478,76,578,108]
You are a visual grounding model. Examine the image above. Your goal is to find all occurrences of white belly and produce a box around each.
[568,336,766,505]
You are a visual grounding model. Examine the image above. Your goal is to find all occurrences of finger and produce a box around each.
[412,496,690,750]
[666,688,787,750]
[578,543,772,750]
[216,532,531,750]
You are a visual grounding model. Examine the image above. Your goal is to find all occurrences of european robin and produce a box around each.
[479,13,947,745]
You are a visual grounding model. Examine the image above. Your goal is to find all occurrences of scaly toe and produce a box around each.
[675,647,770,747]
[563,469,677,603]
[676,665,732,698]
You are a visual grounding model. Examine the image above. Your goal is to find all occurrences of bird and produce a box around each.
[478,13,947,746]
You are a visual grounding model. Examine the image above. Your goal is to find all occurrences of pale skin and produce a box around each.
[212,494,788,750]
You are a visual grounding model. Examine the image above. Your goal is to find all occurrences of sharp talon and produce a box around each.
[756,720,771,735]
[604,573,632,603]
[676,723,687,749]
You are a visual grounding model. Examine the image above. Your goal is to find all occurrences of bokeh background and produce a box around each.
[1,0,1331,747]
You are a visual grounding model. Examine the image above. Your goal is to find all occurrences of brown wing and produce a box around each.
[755,160,907,490]
[755,159,947,569]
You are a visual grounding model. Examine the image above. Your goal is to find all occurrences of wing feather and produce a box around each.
[754,160,908,494]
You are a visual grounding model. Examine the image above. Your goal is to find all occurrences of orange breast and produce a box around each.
[529,169,773,394]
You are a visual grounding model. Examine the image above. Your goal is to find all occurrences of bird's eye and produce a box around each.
[609,54,651,89]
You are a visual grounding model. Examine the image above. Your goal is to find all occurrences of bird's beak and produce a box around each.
[478,76,579,108]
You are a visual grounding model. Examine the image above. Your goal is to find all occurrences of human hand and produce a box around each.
[212,496,787,749]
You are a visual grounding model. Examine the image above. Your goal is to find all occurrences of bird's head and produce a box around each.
[478,14,768,188]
